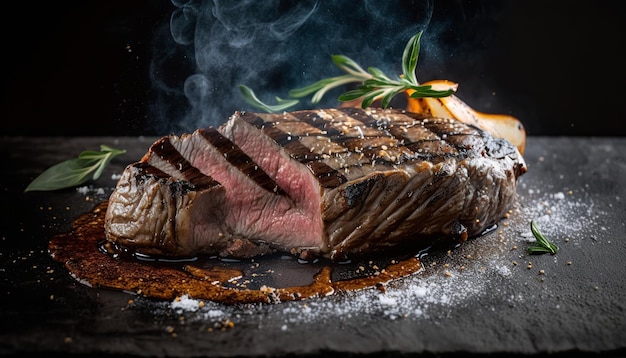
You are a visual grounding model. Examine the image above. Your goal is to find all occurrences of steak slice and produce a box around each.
[103,162,228,256]
[105,108,527,260]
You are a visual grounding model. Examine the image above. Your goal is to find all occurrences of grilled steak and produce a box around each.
[104,108,527,260]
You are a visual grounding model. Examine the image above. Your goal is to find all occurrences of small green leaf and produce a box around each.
[361,89,385,108]
[408,85,456,98]
[402,32,422,85]
[24,159,95,192]
[362,78,391,88]
[288,81,326,99]
[527,246,554,254]
[24,146,126,192]
[380,89,399,109]
[332,55,369,77]
[527,220,558,255]
[239,85,299,113]
[367,67,394,83]
[338,88,371,102]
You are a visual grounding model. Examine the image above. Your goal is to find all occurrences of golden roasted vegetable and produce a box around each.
[406,80,526,155]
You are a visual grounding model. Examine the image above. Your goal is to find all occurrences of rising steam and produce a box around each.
[150,0,440,134]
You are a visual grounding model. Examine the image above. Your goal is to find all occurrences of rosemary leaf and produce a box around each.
[380,89,398,109]
[362,89,386,108]
[408,85,456,98]
[239,85,299,113]
[401,32,421,85]
[338,88,372,102]
[331,55,370,78]
[527,246,554,254]
[289,78,334,98]
[362,78,391,87]
[527,220,559,255]
[367,67,394,83]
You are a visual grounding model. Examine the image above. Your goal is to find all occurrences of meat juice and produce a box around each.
[48,201,474,304]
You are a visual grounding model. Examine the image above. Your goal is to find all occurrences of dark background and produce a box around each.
[2,0,624,137]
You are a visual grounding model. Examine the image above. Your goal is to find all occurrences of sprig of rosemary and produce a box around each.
[240,31,455,112]
[24,145,126,192]
[527,220,559,255]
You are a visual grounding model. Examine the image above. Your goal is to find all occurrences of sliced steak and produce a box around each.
[105,108,527,260]
[103,162,228,256]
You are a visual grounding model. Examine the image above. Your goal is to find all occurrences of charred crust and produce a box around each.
[131,162,217,192]
[306,161,347,188]
[341,173,383,208]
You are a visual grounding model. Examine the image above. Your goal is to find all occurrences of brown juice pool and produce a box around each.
[48,201,472,305]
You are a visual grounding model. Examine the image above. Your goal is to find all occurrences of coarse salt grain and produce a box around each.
[171,295,202,312]
[378,295,397,306]
[76,186,106,196]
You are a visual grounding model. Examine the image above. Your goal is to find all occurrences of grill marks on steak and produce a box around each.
[197,128,286,196]
[229,111,348,189]
[141,137,214,185]
[106,110,339,258]
[105,108,526,260]
[150,126,322,257]
[227,108,526,258]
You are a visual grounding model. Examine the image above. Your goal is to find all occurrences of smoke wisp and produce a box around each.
[149,0,443,134]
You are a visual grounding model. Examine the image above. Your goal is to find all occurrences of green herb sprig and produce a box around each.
[240,31,455,113]
[527,220,559,255]
[24,145,126,192]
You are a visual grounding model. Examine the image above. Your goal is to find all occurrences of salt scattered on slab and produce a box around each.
[76,185,106,196]
[140,174,601,330]
[171,295,202,313]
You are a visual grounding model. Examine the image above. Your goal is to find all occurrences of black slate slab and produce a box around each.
[1,136,625,357]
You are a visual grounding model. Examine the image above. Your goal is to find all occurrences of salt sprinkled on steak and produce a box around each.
[104,108,526,260]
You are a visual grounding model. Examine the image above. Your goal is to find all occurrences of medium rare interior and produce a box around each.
[219,112,328,255]
[170,127,326,256]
